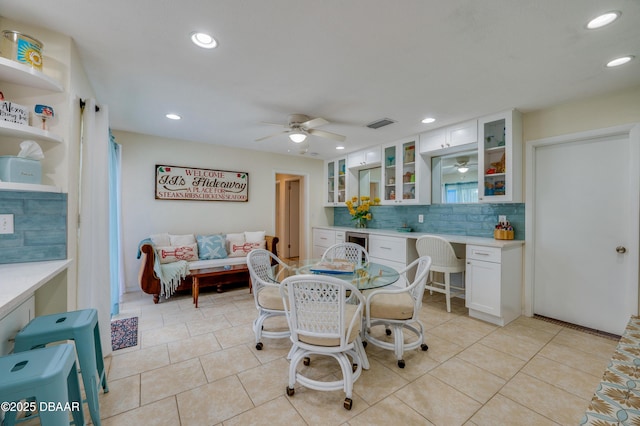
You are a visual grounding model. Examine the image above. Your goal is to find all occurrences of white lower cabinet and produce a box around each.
[465,244,522,326]
[312,228,345,258]
[0,295,35,355]
[368,234,416,273]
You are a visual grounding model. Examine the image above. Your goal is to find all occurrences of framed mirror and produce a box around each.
[358,167,381,200]
[431,149,478,204]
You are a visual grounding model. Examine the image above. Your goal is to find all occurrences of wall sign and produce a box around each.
[155,165,249,201]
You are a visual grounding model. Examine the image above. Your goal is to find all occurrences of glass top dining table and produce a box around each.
[273,259,400,291]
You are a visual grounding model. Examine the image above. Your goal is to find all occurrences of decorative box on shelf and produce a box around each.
[494,229,514,240]
[0,101,28,125]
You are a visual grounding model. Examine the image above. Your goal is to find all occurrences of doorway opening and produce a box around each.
[275,173,305,261]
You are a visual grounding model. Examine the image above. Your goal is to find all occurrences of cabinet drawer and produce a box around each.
[466,245,501,263]
[369,235,406,263]
[335,231,345,243]
[313,229,336,249]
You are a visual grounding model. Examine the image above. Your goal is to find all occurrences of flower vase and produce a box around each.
[355,218,367,228]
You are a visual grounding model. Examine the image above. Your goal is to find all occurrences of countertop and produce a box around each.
[0,259,72,318]
[315,226,524,249]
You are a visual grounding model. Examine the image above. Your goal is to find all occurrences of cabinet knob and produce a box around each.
[616,246,627,254]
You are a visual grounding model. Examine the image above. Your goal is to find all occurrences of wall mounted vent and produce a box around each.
[366,118,396,129]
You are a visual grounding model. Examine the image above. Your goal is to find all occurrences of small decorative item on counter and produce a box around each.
[494,219,514,240]
[34,104,54,130]
[345,196,378,228]
[1,30,43,70]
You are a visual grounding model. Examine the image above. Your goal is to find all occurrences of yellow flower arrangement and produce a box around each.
[345,196,379,227]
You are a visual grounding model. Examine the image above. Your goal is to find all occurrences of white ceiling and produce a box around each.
[1,0,638,159]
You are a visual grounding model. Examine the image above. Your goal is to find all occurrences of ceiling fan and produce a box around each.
[443,156,477,173]
[255,114,346,144]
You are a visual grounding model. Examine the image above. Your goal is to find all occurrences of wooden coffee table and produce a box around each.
[190,264,250,308]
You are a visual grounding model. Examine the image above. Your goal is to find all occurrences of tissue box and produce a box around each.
[0,101,29,125]
[0,156,41,184]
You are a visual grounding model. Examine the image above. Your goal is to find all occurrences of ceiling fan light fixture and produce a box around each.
[421,117,436,124]
[289,132,307,143]
[457,166,469,174]
[165,113,181,120]
[190,32,217,49]
[335,144,345,150]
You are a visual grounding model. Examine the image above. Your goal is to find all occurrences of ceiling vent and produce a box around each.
[366,118,396,129]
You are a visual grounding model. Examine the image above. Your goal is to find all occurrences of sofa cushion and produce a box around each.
[188,256,248,271]
[150,232,171,247]
[197,234,228,260]
[245,231,266,242]
[157,243,199,263]
[170,233,196,246]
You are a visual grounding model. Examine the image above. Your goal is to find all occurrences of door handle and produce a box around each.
[616,246,627,254]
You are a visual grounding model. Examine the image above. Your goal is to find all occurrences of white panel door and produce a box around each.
[532,130,638,335]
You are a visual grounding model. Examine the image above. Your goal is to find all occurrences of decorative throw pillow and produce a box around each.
[156,243,199,263]
[196,234,228,260]
[228,236,249,257]
[244,231,266,243]
[169,233,196,246]
[150,232,171,247]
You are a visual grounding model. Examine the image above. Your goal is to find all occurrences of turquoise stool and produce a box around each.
[13,309,108,426]
[0,344,85,426]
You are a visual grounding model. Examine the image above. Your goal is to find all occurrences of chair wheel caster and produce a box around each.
[397,360,405,368]
[303,357,310,366]
[362,341,367,348]
[421,343,428,351]
[256,342,263,350]
[385,328,392,336]
[286,386,295,396]
[344,398,353,410]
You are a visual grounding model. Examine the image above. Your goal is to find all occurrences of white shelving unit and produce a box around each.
[0,57,64,193]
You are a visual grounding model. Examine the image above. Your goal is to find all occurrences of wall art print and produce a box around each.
[155,165,248,202]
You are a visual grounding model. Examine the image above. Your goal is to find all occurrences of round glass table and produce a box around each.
[274,259,400,290]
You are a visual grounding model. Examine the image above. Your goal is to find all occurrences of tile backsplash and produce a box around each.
[0,190,67,264]
[333,203,525,240]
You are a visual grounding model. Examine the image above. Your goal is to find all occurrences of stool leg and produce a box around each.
[38,385,77,426]
[74,340,101,426]
[93,324,109,393]
[67,359,86,426]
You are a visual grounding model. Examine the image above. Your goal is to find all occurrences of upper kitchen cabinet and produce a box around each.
[324,156,347,206]
[419,119,477,155]
[347,146,381,169]
[478,109,522,203]
[381,136,429,205]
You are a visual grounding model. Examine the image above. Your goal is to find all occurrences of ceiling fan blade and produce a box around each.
[260,121,286,127]
[308,128,346,142]
[302,117,328,129]
[255,130,288,142]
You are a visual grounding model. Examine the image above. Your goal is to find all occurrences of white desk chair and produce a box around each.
[415,235,466,312]
[321,242,369,267]
[280,274,366,410]
[364,256,432,368]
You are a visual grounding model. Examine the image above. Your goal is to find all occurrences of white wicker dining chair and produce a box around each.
[415,235,466,312]
[321,242,369,267]
[247,249,291,350]
[364,256,432,368]
[280,274,366,410]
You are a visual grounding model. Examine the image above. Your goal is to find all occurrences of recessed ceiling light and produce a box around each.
[606,56,634,68]
[336,145,345,150]
[586,11,621,29]
[421,117,436,124]
[166,113,181,120]
[191,32,217,49]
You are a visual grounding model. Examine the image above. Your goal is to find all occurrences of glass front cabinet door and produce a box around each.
[325,157,347,206]
[477,110,522,203]
[381,137,428,205]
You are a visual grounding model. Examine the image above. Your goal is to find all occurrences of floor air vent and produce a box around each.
[366,118,396,129]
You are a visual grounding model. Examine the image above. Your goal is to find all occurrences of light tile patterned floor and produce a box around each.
[98,287,618,426]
